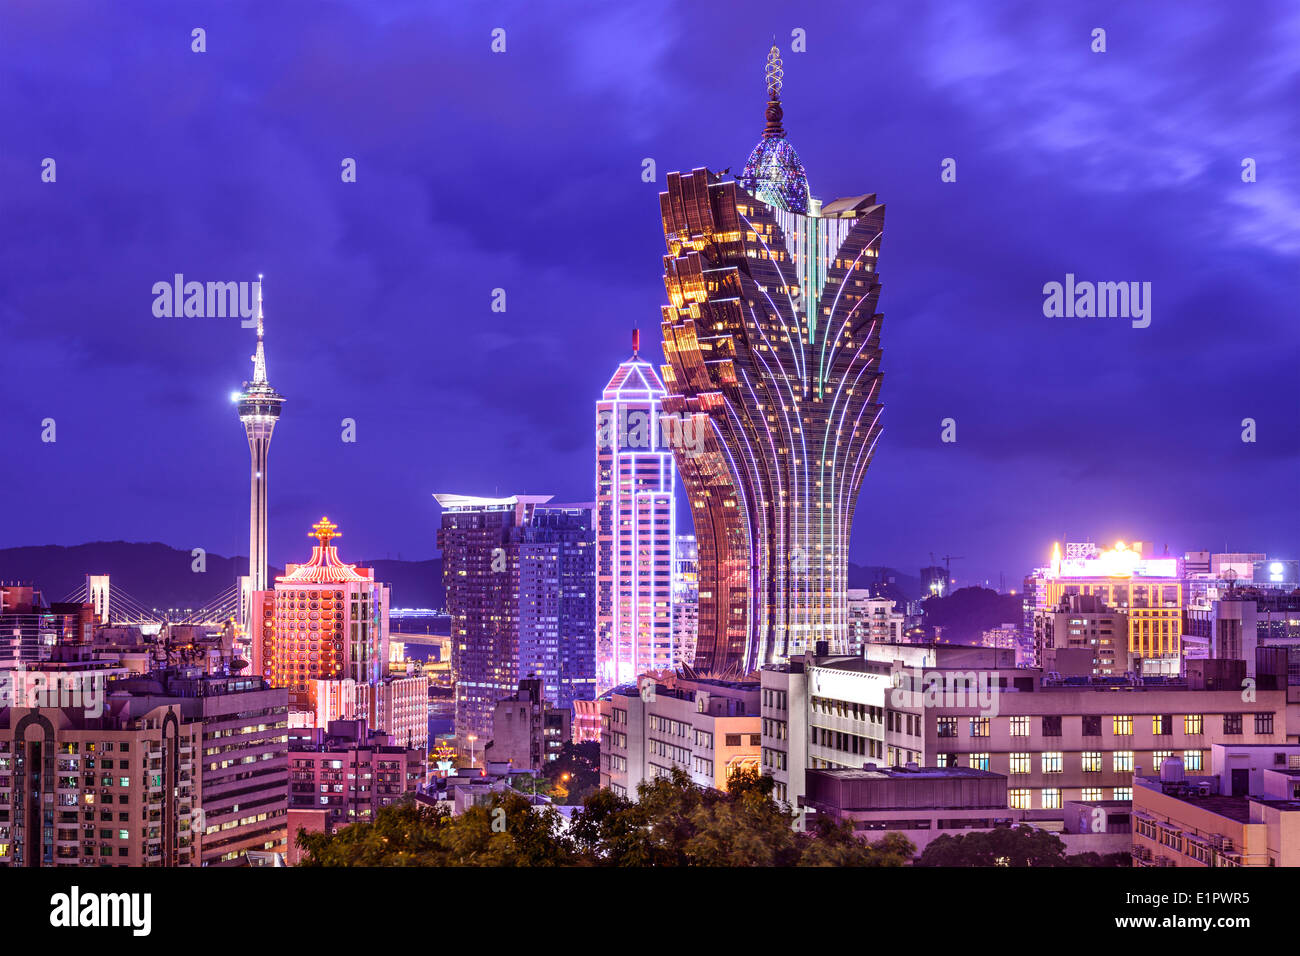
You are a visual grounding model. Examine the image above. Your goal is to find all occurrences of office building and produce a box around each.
[802,765,1015,857]
[595,335,676,693]
[1039,541,1184,676]
[1035,593,1130,677]
[759,643,1288,816]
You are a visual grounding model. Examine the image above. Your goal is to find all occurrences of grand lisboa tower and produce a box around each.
[658,45,887,674]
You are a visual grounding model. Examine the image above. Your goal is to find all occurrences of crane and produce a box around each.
[928,553,964,596]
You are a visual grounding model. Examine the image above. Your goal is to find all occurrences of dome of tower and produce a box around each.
[740,137,809,214]
[738,44,810,215]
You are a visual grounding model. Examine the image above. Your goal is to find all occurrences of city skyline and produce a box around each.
[3,0,1300,899]
[3,1,1297,590]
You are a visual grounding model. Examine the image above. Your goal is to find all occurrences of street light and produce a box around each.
[467,734,478,768]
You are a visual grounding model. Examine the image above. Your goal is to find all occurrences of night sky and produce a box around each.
[2,0,1296,590]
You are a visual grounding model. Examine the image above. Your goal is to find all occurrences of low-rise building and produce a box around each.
[599,675,760,799]
[484,679,571,770]
[1132,744,1300,866]
[760,643,1288,819]
[287,718,427,834]
[801,765,1015,857]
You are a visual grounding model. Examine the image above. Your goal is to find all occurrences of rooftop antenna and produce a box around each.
[252,273,268,385]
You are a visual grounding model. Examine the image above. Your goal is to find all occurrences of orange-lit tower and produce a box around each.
[251,517,390,714]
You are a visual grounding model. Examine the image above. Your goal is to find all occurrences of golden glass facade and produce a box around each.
[657,68,886,673]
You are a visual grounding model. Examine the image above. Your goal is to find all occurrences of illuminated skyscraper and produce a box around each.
[520,502,597,711]
[235,276,284,624]
[250,517,391,715]
[435,493,551,745]
[659,46,886,672]
[672,534,699,668]
[595,332,676,693]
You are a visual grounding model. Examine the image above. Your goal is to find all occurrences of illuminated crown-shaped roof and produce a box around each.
[601,329,667,401]
[739,44,810,214]
[277,517,373,584]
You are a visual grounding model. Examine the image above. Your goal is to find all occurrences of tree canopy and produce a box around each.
[296,766,914,867]
[916,824,1130,867]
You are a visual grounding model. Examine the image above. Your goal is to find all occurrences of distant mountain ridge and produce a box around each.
[0,542,444,610]
[0,542,919,612]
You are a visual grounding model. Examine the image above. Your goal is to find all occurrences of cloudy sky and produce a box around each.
[1,0,1296,589]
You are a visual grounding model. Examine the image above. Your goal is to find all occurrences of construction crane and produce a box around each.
[928,553,964,596]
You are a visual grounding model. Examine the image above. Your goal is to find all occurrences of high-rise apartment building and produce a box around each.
[846,590,905,648]
[520,503,597,711]
[658,47,887,672]
[436,494,550,745]
[596,335,676,693]
[115,669,290,866]
[0,665,287,867]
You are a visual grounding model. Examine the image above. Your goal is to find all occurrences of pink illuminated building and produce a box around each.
[595,331,677,694]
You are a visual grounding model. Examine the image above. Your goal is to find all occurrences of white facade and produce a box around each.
[595,349,676,694]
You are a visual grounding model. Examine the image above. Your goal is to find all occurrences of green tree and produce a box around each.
[916,825,1067,867]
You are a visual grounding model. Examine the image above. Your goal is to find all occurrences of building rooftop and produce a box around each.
[815,765,1002,781]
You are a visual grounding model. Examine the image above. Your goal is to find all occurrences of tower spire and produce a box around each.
[632,325,640,359]
[763,42,785,139]
[252,273,268,385]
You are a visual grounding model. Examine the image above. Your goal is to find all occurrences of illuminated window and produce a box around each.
[1041,752,1062,773]
[1081,752,1103,773]
[1113,715,1133,736]
[1009,753,1031,775]
[1009,789,1031,809]
[1184,714,1203,735]
[1184,750,1203,771]
[1041,788,1062,810]
[1009,716,1030,737]
[1113,751,1134,772]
